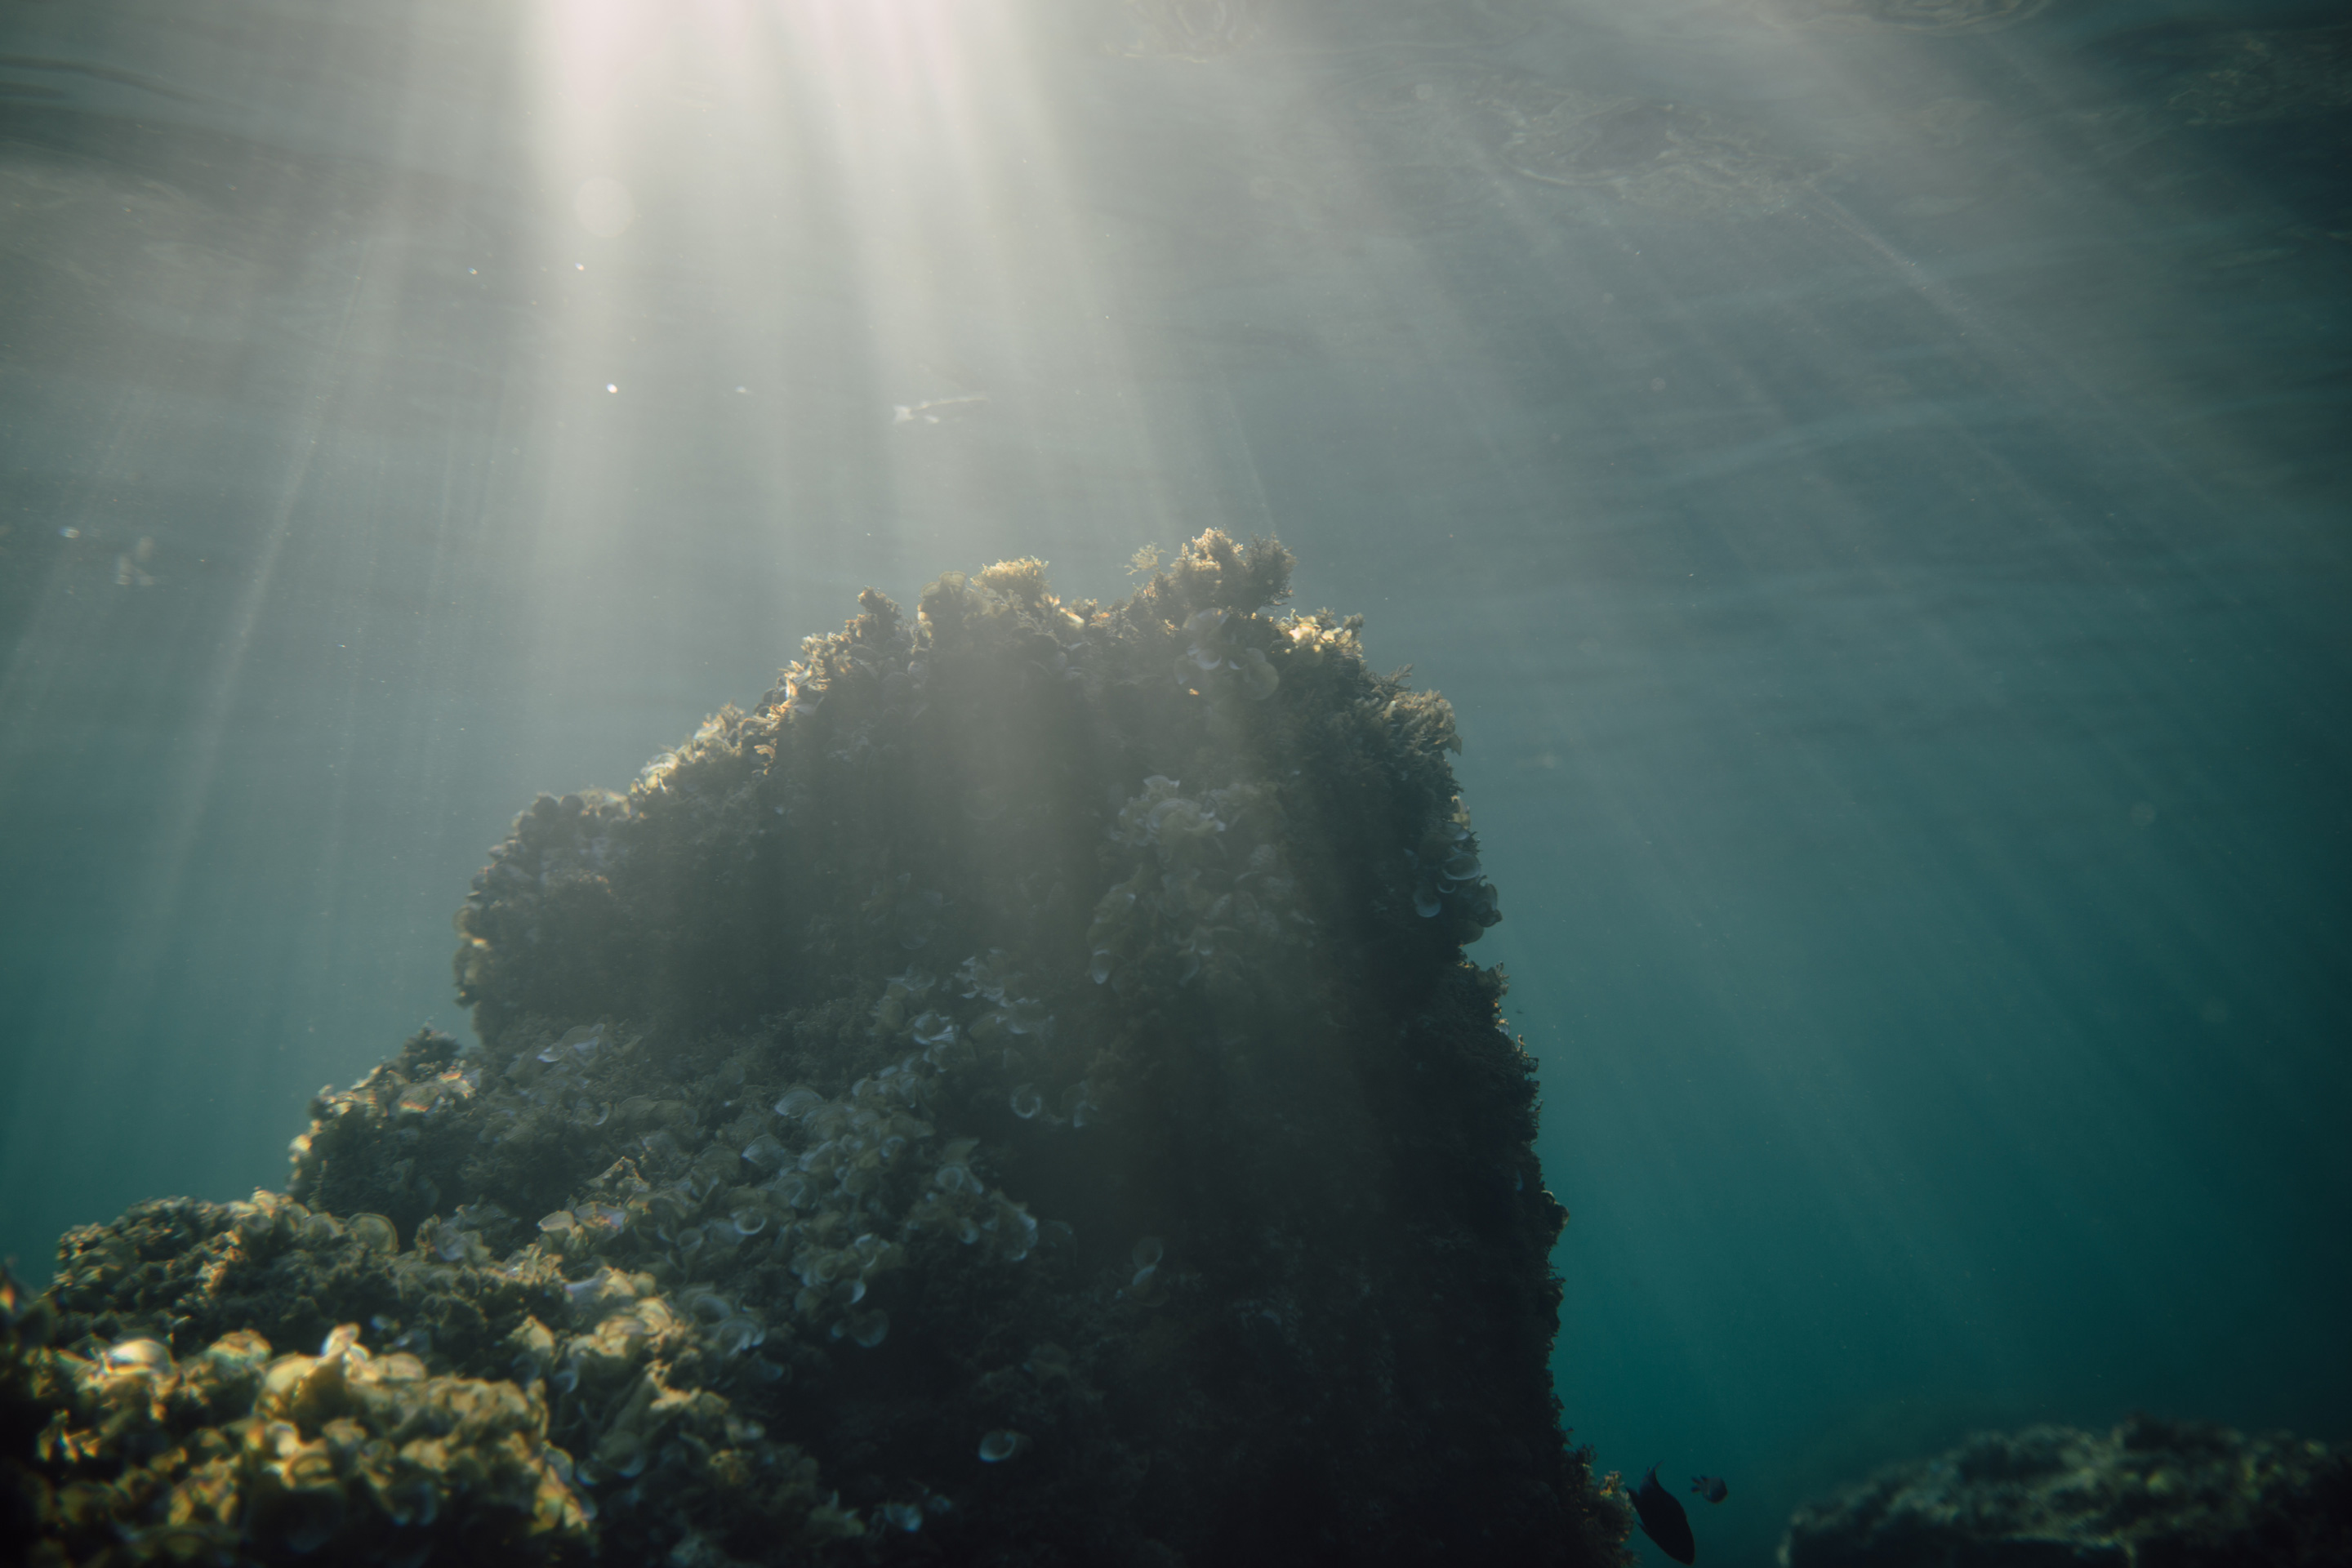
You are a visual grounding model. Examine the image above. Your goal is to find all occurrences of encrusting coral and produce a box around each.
[1,530,1627,1566]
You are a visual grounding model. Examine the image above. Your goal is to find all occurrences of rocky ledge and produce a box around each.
[1780,1414,2352,1568]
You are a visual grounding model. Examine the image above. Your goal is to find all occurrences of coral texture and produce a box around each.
[1780,1415,2352,1568]
[2,531,1624,1566]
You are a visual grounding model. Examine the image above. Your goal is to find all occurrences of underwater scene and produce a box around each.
[1,0,2346,1563]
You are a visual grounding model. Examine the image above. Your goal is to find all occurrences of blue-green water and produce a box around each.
[2,1,2345,1561]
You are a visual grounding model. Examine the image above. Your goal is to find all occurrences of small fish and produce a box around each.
[1629,1464,1696,1564]
[1690,1474,1728,1504]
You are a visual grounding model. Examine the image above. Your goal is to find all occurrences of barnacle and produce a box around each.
[8,1317,590,1562]
[99,1337,172,1376]
[348,1214,399,1254]
[833,1309,889,1348]
[977,1429,1029,1463]
[713,1314,766,1356]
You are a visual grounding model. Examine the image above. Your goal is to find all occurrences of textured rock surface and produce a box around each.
[1,532,1627,1566]
[1780,1415,2352,1568]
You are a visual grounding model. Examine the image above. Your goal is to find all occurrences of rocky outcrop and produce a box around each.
[2,532,1625,1567]
[1780,1414,2352,1568]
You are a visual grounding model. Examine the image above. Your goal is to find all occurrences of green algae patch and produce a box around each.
[2,531,1626,1567]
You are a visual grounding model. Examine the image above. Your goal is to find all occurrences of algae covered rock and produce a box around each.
[1780,1415,2352,1568]
[2,531,1625,1566]
[0,1263,591,1566]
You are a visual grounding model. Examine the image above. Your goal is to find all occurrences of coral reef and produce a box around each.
[1780,1415,2352,1568]
[2,530,1624,1566]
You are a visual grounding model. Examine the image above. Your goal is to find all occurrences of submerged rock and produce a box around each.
[0,1265,595,1566]
[1,530,1625,1566]
[1780,1415,2352,1568]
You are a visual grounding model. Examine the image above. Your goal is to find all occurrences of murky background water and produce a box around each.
[2,0,2345,1560]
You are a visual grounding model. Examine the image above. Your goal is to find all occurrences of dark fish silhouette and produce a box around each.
[1691,1474,1729,1503]
[1630,1465,1696,1563]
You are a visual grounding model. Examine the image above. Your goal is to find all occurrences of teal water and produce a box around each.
[2,1,2345,1561]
